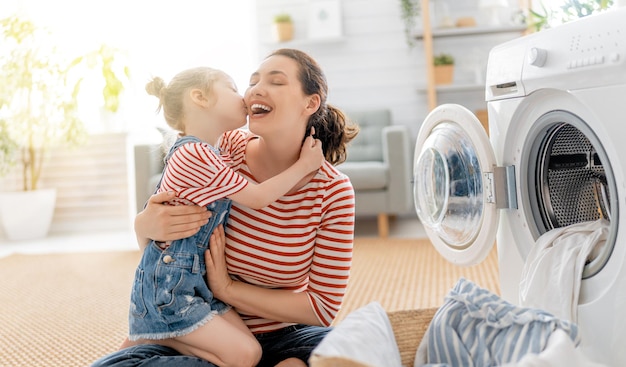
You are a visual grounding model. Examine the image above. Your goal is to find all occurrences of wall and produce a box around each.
[255,0,426,139]
[254,0,524,139]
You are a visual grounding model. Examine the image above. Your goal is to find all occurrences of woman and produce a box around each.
[92,48,358,367]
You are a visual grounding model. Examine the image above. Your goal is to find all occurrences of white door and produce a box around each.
[413,104,499,266]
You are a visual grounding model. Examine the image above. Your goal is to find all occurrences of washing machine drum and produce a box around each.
[523,112,617,277]
[530,122,611,230]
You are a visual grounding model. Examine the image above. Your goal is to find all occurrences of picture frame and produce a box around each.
[307,0,343,40]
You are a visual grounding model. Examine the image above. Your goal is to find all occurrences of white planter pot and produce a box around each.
[0,188,57,240]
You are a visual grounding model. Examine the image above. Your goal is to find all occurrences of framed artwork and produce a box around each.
[308,0,343,39]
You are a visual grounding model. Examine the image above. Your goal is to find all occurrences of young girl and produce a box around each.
[127,66,324,367]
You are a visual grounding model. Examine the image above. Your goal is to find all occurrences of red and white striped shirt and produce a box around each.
[219,129,355,333]
[158,141,247,206]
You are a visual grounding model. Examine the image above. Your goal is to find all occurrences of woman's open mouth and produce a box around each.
[250,103,272,117]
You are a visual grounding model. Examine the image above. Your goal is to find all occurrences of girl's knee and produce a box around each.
[274,357,307,367]
[244,339,262,367]
[224,338,261,367]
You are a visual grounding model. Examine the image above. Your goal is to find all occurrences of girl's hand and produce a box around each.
[205,224,234,300]
[135,191,211,243]
[299,127,324,173]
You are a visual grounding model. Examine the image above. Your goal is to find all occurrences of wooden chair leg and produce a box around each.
[377,213,389,238]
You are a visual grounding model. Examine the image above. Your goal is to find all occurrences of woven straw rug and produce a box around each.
[0,238,499,367]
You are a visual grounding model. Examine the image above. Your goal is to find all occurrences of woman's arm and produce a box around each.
[204,225,322,325]
[205,177,355,327]
[134,191,212,249]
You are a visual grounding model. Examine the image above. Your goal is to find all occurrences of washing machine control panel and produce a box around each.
[528,47,547,67]
[522,9,626,91]
[486,7,626,101]
[563,31,623,70]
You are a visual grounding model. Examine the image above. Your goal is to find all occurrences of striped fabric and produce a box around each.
[158,140,247,207]
[418,278,579,367]
[218,129,356,333]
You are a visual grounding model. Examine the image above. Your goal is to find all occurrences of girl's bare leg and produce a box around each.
[120,338,135,350]
[275,358,307,367]
[123,309,261,367]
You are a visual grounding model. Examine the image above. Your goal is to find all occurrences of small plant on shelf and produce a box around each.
[434,53,455,66]
[273,13,294,42]
[433,53,454,85]
[273,13,293,24]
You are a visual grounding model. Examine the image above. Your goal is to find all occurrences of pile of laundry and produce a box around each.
[415,219,610,367]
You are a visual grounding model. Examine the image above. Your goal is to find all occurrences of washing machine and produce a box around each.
[413,7,626,366]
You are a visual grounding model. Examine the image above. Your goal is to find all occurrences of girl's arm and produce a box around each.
[133,134,320,246]
[228,135,323,209]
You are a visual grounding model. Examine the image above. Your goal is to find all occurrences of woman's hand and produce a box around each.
[134,191,211,245]
[205,224,234,300]
[204,225,321,325]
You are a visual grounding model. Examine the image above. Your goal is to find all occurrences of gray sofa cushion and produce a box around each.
[344,109,391,162]
[337,161,387,190]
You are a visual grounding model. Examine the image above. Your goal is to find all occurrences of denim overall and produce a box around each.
[129,136,232,341]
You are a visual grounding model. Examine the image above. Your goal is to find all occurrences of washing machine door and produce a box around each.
[414,104,499,266]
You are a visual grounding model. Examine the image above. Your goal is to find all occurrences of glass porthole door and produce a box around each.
[414,104,499,266]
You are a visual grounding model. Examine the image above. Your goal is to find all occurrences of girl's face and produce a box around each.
[210,76,248,132]
[244,55,318,139]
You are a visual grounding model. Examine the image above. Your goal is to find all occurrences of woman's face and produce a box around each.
[245,55,318,139]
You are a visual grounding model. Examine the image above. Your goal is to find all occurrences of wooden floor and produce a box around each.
[0,215,501,367]
[0,239,500,367]
[354,214,427,239]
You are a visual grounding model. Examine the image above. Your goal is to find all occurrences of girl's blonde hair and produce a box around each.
[145,67,228,133]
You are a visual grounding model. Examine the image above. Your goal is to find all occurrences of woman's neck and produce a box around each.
[247,135,301,182]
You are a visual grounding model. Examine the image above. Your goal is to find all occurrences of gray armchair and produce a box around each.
[133,143,165,213]
[337,109,413,237]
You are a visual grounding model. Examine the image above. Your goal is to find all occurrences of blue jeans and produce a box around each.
[91,324,331,367]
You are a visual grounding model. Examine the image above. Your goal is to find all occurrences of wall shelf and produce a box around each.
[418,0,527,112]
[415,25,527,40]
[417,83,485,93]
[262,36,346,47]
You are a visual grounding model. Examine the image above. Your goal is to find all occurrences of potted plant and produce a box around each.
[0,15,128,240]
[273,13,294,42]
[400,0,420,48]
[433,53,455,85]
